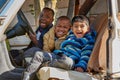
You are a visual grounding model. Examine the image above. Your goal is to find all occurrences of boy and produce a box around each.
[22,15,96,80]
[12,7,54,66]
[43,16,71,52]
[24,16,71,66]
[28,7,54,49]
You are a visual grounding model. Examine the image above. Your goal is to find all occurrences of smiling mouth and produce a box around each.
[77,32,82,34]
[58,32,63,35]
[40,22,46,26]
[77,33,82,35]
[76,32,83,37]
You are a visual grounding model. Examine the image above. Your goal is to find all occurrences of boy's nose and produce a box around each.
[78,27,82,31]
[59,27,64,31]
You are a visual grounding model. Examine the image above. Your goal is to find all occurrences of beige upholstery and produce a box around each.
[37,67,96,80]
[87,13,108,73]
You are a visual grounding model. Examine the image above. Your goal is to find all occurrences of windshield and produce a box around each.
[0,0,10,13]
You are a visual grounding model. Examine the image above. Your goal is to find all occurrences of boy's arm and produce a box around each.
[43,35,51,52]
[75,45,94,71]
[43,27,55,52]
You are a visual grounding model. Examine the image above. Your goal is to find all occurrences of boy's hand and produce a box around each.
[74,67,84,72]
[28,31,38,46]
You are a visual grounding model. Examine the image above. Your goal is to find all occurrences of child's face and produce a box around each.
[39,9,54,28]
[55,19,71,38]
[72,21,90,38]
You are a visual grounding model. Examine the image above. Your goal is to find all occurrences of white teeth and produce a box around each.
[41,23,46,26]
[41,23,45,25]
[58,32,63,34]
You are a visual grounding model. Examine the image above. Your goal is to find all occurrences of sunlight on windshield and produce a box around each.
[0,0,10,13]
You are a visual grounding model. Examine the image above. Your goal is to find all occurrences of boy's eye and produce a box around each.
[45,16,50,19]
[73,25,85,29]
[74,26,78,28]
[80,25,84,28]
[56,25,61,28]
[40,14,50,19]
[80,24,86,29]
[63,26,68,29]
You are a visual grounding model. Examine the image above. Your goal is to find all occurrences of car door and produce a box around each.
[0,0,25,80]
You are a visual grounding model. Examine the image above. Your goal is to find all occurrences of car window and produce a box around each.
[0,0,10,13]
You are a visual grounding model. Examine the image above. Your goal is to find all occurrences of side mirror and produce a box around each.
[6,9,34,39]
